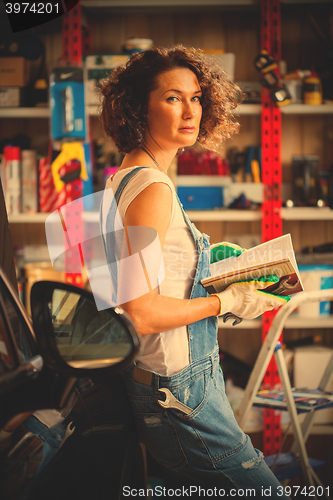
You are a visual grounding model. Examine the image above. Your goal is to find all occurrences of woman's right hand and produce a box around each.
[211,276,290,320]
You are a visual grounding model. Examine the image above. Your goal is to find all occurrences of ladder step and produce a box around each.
[264,452,326,481]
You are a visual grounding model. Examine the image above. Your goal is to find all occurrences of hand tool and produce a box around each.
[157,388,192,415]
[270,276,300,296]
[221,312,243,326]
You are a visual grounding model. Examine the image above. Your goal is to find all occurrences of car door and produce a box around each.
[0,270,78,500]
[0,270,77,429]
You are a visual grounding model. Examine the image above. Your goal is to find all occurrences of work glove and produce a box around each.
[212,276,290,321]
[210,242,245,264]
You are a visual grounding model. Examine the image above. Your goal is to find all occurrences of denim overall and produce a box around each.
[104,167,290,499]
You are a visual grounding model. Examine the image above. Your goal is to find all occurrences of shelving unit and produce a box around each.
[2,0,332,359]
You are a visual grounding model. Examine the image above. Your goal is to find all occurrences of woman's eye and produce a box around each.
[192,96,201,102]
[167,96,179,102]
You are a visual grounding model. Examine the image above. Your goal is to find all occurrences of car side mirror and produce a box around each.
[30,281,140,377]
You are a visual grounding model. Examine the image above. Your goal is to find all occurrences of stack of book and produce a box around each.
[254,388,333,413]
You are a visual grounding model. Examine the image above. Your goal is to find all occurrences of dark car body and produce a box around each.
[0,268,144,500]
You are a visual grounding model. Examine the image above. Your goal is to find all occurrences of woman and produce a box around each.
[100,45,290,498]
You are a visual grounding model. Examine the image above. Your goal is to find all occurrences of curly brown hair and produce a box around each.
[100,45,242,154]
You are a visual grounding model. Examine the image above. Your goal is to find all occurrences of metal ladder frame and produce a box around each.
[235,289,333,496]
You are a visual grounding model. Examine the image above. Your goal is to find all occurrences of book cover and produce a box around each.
[201,234,303,296]
[254,389,333,412]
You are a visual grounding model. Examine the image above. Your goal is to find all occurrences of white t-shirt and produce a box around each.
[105,167,197,376]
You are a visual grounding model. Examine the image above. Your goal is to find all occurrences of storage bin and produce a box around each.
[177,186,224,210]
[298,265,333,317]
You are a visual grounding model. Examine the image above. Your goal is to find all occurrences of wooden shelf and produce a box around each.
[8,213,49,223]
[284,315,333,329]
[186,209,262,221]
[0,107,50,118]
[281,104,333,114]
[281,207,333,220]
[233,104,261,115]
[219,315,333,330]
[9,207,333,223]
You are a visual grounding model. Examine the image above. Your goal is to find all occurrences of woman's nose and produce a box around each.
[182,101,195,119]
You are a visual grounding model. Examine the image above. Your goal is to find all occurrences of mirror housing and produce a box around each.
[30,281,140,378]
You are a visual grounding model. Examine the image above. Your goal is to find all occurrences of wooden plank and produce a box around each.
[90,13,125,53]
[174,14,199,47]
[281,115,302,184]
[198,14,225,51]
[302,115,325,169]
[149,14,175,47]
[124,14,151,40]
[224,12,260,81]
[283,221,302,253]
[9,223,47,247]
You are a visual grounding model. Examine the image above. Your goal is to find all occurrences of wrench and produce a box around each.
[158,388,192,415]
[222,312,243,326]
[270,276,300,296]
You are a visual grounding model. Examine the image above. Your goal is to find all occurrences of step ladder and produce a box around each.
[235,289,333,499]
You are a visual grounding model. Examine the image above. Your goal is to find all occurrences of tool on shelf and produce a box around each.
[254,50,291,106]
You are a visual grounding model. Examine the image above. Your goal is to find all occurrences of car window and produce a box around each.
[0,278,37,363]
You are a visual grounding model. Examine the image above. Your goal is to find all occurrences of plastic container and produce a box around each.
[303,75,322,105]
[123,38,153,54]
[298,265,333,317]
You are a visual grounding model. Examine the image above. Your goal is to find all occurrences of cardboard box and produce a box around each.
[84,54,129,105]
[293,346,333,424]
[0,57,30,87]
[21,150,38,213]
[0,87,25,107]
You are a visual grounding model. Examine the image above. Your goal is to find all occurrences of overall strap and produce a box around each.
[114,166,148,204]
[100,166,149,236]
[99,167,149,306]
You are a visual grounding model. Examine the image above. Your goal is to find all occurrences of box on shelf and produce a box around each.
[21,150,38,213]
[3,145,21,214]
[177,186,224,210]
[84,54,129,106]
[177,175,229,209]
[39,157,66,212]
[0,87,25,107]
[0,57,31,87]
[297,265,333,317]
[176,176,263,209]
[203,52,236,81]
[50,67,86,140]
[293,345,333,424]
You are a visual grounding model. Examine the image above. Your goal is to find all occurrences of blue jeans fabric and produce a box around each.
[24,415,67,476]
[105,168,291,499]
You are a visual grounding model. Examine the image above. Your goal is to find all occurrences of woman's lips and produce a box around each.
[179,126,196,132]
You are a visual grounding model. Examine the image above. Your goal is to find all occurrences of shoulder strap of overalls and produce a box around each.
[100,166,149,260]
[113,166,149,205]
[99,167,149,305]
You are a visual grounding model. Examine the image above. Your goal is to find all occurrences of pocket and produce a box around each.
[172,368,210,420]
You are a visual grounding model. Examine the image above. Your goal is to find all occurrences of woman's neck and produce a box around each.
[121,145,177,174]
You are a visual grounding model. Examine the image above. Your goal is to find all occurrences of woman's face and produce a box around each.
[146,67,202,151]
